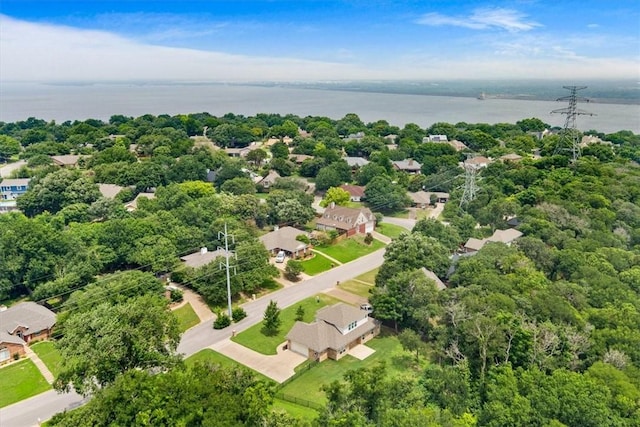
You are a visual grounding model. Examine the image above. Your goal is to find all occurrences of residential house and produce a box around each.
[383,134,398,144]
[286,303,380,361]
[0,302,57,363]
[420,267,446,291]
[463,228,523,253]
[462,156,492,169]
[316,205,375,236]
[224,147,251,158]
[340,184,366,202]
[180,247,230,269]
[124,192,155,212]
[345,132,365,141]
[97,183,124,199]
[259,226,310,258]
[282,136,294,145]
[499,153,523,162]
[258,170,281,190]
[0,178,30,213]
[344,157,370,168]
[392,159,422,174]
[408,191,450,208]
[51,155,83,168]
[289,154,313,165]
[424,134,449,143]
[448,139,468,151]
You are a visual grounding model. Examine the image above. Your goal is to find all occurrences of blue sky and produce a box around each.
[1,0,638,82]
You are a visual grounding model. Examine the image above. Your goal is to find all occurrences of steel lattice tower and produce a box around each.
[459,162,478,208]
[551,86,595,162]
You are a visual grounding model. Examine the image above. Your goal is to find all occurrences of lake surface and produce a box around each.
[1,82,638,133]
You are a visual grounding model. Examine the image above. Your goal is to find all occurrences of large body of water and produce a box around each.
[1,82,638,134]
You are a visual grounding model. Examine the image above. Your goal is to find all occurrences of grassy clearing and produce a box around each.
[279,332,424,404]
[338,280,373,298]
[185,349,274,383]
[385,209,410,219]
[0,359,51,408]
[354,268,379,285]
[273,398,319,421]
[173,302,200,332]
[376,223,408,239]
[300,253,335,275]
[232,294,341,355]
[314,237,385,264]
[30,341,63,377]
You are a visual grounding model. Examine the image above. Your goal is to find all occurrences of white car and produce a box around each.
[275,251,286,263]
[360,303,373,313]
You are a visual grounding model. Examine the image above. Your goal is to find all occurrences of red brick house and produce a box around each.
[0,302,56,364]
[316,205,375,236]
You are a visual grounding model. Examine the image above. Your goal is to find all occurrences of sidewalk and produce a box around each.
[24,346,54,385]
[172,284,215,322]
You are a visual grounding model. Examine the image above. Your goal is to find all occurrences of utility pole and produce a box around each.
[218,222,236,318]
[551,86,595,163]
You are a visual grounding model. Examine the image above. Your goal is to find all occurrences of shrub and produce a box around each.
[232,307,247,322]
[171,269,187,284]
[13,352,20,360]
[296,234,310,244]
[364,233,373,245]
[295,305,305,321]
[213,313,231,329]
[284,260,303,281]
[169,288,184,303]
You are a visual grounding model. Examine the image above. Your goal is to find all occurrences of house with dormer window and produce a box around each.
[286,303,380,361]
[315,205,374,236]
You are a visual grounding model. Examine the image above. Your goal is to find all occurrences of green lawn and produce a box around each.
[0,359,51,408]
[385,209,410,219]
[231,294,341,355]
[30,341,63,377]
[185,349,273,383]
[278,332,423,405]
[173,302,200,332]
[376,223,408,239]
[337,280,373,298]
[314,237,385,264]
[273,398,319,421]
[300,253,335,275]
[355,268,379,285]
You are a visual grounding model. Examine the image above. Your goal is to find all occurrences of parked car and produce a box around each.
[275,250,286,263]
[360,303,373,313]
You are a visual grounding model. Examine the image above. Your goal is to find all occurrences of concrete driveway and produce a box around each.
[211,338,306,383]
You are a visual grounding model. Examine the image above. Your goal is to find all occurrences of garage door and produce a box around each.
[290,341,308,357]
[365,222,374,233]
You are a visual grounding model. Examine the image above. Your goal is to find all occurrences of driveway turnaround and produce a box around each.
[211,339,306,383]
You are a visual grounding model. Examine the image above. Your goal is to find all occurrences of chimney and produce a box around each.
[200,247,208,254]
[274,225,279,231]
[330,202,335,209]
[408,159,414,165]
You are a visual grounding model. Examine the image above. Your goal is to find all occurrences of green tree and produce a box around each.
[55,294,180,396]
[246,148,268,166]
[262,300,281,336]
[295,305,305,321]
[320,186,351,207]
[270,141,289,159]
[285,259,303,282]
[398,328,425,361]
[220,177,257,195]
[364,176,411,213]
[0,135,21,162]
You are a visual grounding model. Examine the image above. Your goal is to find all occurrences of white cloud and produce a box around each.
[417,8,541,32]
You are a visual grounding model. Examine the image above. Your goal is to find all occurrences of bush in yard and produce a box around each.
[327,230,340,242]
[170,269,187,283]
[213,313,231,329]
[169,288,183,303]
[296,234,310,244]
[295,305,305,321]
[262,300,281,336]
[232,307,247,322]
[284,260,303,281]
[364,232,373,245]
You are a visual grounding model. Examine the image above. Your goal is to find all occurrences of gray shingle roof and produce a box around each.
[0,302,56,337]
[259,226,309,253]
[180,248,230,269]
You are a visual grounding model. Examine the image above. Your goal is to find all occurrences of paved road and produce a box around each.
[178,248,386,356]
[1,247,386,426]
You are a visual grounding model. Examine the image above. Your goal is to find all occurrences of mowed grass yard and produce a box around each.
[337,280,373,298]
[376,223,409,239]
[0,359,51,408]
[172,302,200,332]
[231,294,341,355]
[185,349,273,383]
[314,236,385,264]
[279,331,424,405]
[300,252,335,275]
[30,341,63,377]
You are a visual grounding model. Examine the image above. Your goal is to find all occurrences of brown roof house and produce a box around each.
[408,191,450,208]
[339,184,366,202]
[392,159,422,174]
[463,228,523,253]
[259,226,310,258]
[51,155,83,168]
[124,192,155,212]
[286,303,380,362]
[258,170,281,190]
[98,183,124,199]
[0,302,56,363]
[316,205,375,236]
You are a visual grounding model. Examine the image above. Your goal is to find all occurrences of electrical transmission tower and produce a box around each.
[551,86,595,162]
[459,161,478,208]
